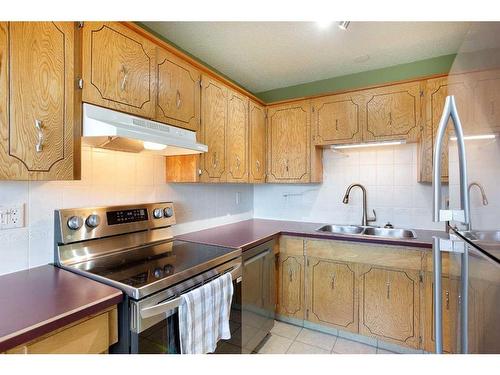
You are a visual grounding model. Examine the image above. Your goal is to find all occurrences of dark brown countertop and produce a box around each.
[176,219,448,251]
[0,265,123,352]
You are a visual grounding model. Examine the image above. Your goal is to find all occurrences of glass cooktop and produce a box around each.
[73,240,239,291]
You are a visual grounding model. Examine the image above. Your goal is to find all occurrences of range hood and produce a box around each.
[82,103,208,155]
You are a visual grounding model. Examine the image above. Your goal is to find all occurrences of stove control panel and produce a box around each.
[56,202,175,245]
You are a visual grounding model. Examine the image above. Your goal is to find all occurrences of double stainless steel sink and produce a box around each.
[316,224,417,239]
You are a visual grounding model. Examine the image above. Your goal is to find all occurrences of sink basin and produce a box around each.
[462,230,500,242]
[316,225,365,235]
[316,225,417,239]
[362,227,417,239]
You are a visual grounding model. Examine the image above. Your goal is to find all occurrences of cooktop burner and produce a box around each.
[73,240,238,293]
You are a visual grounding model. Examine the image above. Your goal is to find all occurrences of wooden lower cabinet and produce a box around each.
[305,258,358,333]
[276,237,305,320]
[359,265,421,349]
[5,307,118,354]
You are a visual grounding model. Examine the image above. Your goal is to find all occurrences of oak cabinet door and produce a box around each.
[418,75,470,183]
[471,69,500,134]
[277,254,305,320]
[312,93,362,145]
[82,22,156,118]
[155,48,200,131]
[226,90,248,182]
[363,82,422,143]
[267,101,311,183]
[200,76,227,182]
[249,101,266,183]
[306,258,358,333]
[359,266,421,349]
[0,22,80,180]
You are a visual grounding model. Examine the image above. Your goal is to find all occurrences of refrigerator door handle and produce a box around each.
[432,95,470,226]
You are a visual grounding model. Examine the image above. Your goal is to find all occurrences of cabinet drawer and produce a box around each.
[306,239,424,271]
[6,308,117,354]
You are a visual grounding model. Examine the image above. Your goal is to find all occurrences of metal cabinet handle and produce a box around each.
[212,152,217,168]
[386,282,390,299]
[285,159,289,172]
[35,119,44,152]
[236,156,240,170]
[388,112,392,126]
[331,273,335,289]
[445,290,450,310]
[335,119,339,131]
[289,269,293,282]
[256,160,261,171]
[176,90,182,109]
[433,95,469,226]
[120,65,128,91]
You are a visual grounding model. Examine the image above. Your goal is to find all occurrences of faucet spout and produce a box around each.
[342,183,376,226]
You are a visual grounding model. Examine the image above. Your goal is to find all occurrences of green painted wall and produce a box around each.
[256,54,456,103]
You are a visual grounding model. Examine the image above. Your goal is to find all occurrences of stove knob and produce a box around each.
[163,207,173,218]
[164,264,174,275]
[153,208,163,219]
[153,267,163,278]
[85,214,101,228]
[67,216,83,230]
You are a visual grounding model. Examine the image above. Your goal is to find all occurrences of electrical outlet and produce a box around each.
[0,204,25,230]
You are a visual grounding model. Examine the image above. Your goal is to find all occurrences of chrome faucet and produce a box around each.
[468,182,488,206]
[467,182,488,231]
[342,183,377,227]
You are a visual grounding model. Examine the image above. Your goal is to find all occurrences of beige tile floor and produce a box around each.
[257,321,396,354]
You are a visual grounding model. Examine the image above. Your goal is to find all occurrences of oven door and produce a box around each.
[129,258,242,354]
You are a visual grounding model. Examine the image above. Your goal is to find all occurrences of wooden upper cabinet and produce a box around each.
[155,48,200,131]
[418,75,470,183]
[0,22,80,180]
[359,266,421,349]
[470,69,500,134]
[312,92,362,145]
[226,90,248,182]
[267,101,315,183]
[362,81,422,143]
[249,101,267,183]
[82,22,156,118]
[200,76,227,182]
[306,258,358,333]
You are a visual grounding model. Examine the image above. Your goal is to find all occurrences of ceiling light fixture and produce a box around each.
[331,140,406,150]
[338,21,350,30]
[450,134,496,141]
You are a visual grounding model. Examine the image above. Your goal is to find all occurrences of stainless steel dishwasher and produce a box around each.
[240,239,276,353]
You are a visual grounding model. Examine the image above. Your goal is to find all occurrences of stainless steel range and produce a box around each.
[53,202,242,353]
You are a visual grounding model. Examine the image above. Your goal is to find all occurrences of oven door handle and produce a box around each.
[140,296,183,319]
[139,263,242,319]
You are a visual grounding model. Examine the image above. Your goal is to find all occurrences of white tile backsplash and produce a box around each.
[0,146,253,276]
[254,143,447,231]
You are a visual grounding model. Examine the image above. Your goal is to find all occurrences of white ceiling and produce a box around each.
[143,22,472,93]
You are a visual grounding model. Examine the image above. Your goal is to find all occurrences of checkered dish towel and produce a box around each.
[178,272,234,354]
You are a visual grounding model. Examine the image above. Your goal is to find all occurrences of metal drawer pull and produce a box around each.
[120,65,128,91]
[445,290,450,310]
[236,156,240,170]
[256,160,261,170]
[35,119,44,152]
[331,274,335,289]
[386,282,390,299]
[176,90,182,109]
[335,119,339,131]
[289,269,293,282]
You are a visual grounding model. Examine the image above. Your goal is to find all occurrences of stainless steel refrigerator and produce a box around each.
[431,22,500,353]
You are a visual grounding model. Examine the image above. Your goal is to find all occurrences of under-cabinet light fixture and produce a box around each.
[450,134,496,141]
[143,141,167,151]
[338,21,350,30]
[331,140,406,150]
